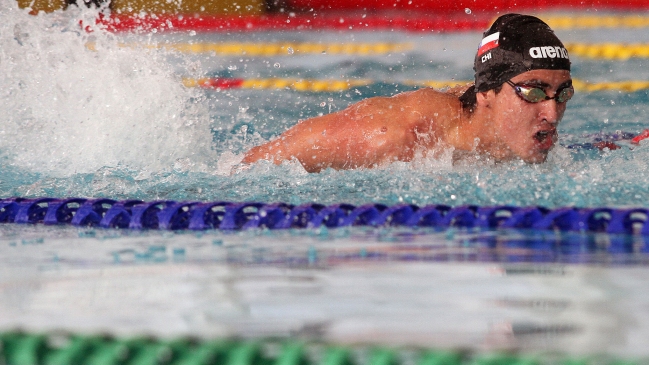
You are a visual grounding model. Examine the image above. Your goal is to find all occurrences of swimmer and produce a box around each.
[242,14,573,172]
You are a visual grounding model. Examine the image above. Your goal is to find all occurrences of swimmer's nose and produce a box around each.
[538,99,561,125]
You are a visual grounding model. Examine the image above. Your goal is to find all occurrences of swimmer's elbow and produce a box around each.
[242,144,286,166]
[241,146,262,165]
[242,146,274,165]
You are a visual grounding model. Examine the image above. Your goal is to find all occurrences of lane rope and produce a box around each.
[96,14,649,33]
[182,77,649,92]
[566,43,649,60]
[91,41,649,60]
[182,77,372,92]
[543,14,649,29]
[0,331,614,365]
[2,197,649,234]
[120,42,412,56]
[570,79,649,92]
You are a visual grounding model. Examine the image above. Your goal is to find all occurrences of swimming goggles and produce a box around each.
[506,80,574,103]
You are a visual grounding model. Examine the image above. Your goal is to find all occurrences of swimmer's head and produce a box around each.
[460,14,571,107]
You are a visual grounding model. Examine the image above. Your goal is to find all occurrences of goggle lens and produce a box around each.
[509,82,574,104]
[555,86,575,103]
[519,86,547,102]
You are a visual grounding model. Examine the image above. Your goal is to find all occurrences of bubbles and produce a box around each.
[464,8,472,14]
[274,62,281,68]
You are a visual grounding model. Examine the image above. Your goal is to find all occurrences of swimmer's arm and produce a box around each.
[241,96,421,172]
[241,113,344,172]
[241,89,457,172]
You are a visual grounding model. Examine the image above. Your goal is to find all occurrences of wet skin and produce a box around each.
[474,69,572,164]
[241,69,572,172]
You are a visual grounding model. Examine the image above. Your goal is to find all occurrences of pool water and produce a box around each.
[3,3,649,356]
[2,6,649,207]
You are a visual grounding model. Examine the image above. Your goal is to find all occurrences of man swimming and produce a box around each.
[242,13,573,172]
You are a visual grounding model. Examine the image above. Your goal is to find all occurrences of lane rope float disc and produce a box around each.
[2,197,649,234]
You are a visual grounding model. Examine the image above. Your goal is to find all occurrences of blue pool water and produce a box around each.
[3,3,649,356]
[2,6,649,207]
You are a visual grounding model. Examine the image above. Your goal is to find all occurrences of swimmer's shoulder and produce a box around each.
[352,87,459,111]
[345,87,462,128]
[392,87,463,119]
[395,87,462,106]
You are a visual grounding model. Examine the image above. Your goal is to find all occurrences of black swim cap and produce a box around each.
[460,14,571,105]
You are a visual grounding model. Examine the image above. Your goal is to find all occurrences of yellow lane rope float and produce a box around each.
[87,41,649,60]
[542,15,649,29]
[119,42,412,56]
[242,78,372,92]
[565,43,649,60]
[182,77,649,92]
[571,79,649,92]
[182,77,372,92]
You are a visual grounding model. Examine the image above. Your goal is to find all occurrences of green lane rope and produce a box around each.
[0,332,640,365]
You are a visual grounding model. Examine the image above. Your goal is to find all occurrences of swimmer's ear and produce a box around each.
[476,91,493,108]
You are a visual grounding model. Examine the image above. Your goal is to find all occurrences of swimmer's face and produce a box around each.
[488,69,572,163]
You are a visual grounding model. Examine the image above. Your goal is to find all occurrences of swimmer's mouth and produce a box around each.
[534,129,557,144]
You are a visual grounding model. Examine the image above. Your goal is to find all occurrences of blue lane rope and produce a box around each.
[563,131,643,150]
[1,197,649,234]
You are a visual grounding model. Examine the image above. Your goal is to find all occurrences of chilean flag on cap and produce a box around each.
[477,32,500,56]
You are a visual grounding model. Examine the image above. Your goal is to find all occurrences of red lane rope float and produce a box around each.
[96,13,493,33]
[631,129,649,144]
[286,0,649,12]
[189,78,246,89]
[94,13,649,33]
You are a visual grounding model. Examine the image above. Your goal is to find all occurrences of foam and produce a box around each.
[0,4,214,177]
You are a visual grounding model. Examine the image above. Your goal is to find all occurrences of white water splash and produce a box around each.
[0,4,214,177]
